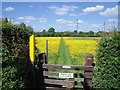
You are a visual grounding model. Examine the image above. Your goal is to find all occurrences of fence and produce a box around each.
[37,53,94,90]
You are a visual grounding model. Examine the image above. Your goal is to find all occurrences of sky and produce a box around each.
[2,2,118,32]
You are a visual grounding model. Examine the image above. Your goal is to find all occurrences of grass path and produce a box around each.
[57,37,71,65]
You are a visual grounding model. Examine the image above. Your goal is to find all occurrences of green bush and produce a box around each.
[93,31,120,89]
[2,18,35,89]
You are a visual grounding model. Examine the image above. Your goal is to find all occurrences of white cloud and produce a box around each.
[25,20,30,23]
[78,20,84,23]
[56,19,72,24]
[69,14,78,16]
[29,5,34,8]
[39,18,47,23]
[4,7,15,11]
[83,5,104,13]
[56,19,64,22]
[99,5,118,16]
[18,16,36,22]
[90,24,103,29]
[18,17,24,20]
[49,5,78,15]
[24,16,36,21]
[56,19,83,26]
[108,19,118,22]
[80,13,87,16]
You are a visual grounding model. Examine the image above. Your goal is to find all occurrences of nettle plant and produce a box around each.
[93,31,120,89]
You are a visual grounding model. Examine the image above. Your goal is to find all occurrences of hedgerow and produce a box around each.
[2,18,35,89]
[93,31,120,89]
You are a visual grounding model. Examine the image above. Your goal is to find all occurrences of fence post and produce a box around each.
[46,40,48,64]
[29,34,35,65]
[84,54,94,90]
[38,53,46,89]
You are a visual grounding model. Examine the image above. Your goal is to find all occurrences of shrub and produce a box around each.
[93,31,120,89]
[2,18,35,89]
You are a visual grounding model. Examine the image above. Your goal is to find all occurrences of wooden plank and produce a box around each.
[44,79,74,86]
[45,87,84,90]
[44,79,92,86]
[43,71,93,79]
[0,63,2,67]
[45,87,71,90]
[74,81,92,86]
[43,64,93,71]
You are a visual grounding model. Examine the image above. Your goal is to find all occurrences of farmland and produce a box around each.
[35,37,99,65]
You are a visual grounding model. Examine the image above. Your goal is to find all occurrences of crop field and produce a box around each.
[35,37,61,64]
[35,37,99,65]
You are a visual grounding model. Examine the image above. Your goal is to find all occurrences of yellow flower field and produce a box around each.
[35,37,98,65]
[35,37,61,64]
[35,37,61,55]
[65,39,97,56]
[64,38,98,65]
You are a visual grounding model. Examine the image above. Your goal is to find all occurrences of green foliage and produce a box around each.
[2,18,35,89]
[34,28,101,37]
[93,31,120,89]
[48,27,55,33]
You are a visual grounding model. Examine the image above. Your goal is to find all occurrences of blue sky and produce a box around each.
[2,2,118,32]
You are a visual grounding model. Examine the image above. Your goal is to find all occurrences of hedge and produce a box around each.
[2,18,35,89]
[93,31,120,89]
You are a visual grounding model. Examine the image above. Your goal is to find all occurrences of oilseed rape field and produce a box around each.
[35,37,61,64]
[35,37,99,65]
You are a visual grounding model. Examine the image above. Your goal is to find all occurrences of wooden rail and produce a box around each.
[43,64,93,71]
[38,54,94,90]
[43,71,93,79]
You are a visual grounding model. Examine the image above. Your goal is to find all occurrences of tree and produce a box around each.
[48,27,55,33]
[42,29,46,33]
[74,30,78,34]
[88,30,94,37]
[48,27,55,36]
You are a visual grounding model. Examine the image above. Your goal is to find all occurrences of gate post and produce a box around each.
[84,54,94,90]
[38,53,46,89]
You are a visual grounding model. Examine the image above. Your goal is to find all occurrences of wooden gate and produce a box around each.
[38,53,94,90]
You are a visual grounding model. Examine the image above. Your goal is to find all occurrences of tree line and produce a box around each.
[34,27,110,37]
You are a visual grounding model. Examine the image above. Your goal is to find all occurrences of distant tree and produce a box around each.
[42,29,46,33]
[89,30,94,34]
[48,27,55,36]
[34,28,103,37]
[87,30,94,37]
[79,31,84,37]
[48,27,55,33]
[74,30,78,34]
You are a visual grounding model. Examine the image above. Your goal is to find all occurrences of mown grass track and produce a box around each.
[57,37,71,65]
